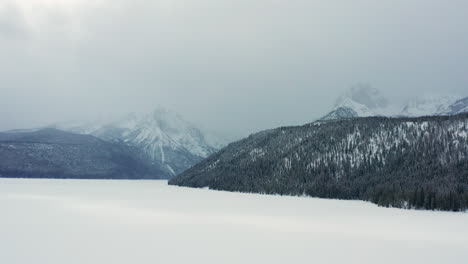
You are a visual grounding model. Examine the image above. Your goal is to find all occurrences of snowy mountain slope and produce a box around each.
[320,85,468,121]
[443,96,468,115]
[320,85,396,120]
[400,94,459,117]
[320,98,376,120]
[170,114,468,211]
[52,108,222,177]
[320,106,359,121]
[336,83,390,110]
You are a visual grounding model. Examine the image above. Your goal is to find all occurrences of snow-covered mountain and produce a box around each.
[320,84,396,120]
[448,97,468,115]
[170,114,468,211]
[52,108,224,178]
[320,85,468,121]
[400,94,468,117]
[400,94,460,117]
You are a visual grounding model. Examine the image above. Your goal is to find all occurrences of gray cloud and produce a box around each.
[1,0,468,136]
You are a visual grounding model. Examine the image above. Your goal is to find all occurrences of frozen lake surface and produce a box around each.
[1,178,467,264]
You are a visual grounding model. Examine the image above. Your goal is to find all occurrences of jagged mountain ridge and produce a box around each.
[320,86,468,121]
[320,97,386,120]
[320,85,395,120]
[448,97,468,115]
[170,114,468,211]
[0,128,166,179]
[52,108,221,177]
[400,94,460,117]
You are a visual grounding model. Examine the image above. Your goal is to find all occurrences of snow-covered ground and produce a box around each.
[0,179,467,264]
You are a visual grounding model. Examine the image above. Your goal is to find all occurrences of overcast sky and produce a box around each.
[1,0,468,136]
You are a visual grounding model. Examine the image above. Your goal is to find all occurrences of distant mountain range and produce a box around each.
[0,107,228,179]
[2,88,467,190]
[401,95,468,117]
[320,84,468,121]
[170,114,468,211]
[49,108,223,178]
[0,128,166,179]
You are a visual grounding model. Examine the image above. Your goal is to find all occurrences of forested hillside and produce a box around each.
[0,128,166,179]
[170,114,468,211]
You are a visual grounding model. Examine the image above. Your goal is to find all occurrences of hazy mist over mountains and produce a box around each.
[1,0,468,137]
[320,84,468,121]
[1,2,468,262]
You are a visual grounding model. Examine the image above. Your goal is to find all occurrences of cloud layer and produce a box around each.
[1,0,468,136]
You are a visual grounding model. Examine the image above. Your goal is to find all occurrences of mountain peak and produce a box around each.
[336,83,389,110]
[320,84,391,120]
[320,84,468,121]
[449,96,468,115]
[401,94,460,117]
[51,107,225,177]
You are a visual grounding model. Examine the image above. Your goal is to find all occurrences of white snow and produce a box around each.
[250,148,265,161]
[324,88,400,120]
[203,159,220,172]
[54,107,221,158]
[166,165,175,176]
[51,107,222,178]
[337,98,377,117]
[283,157,291,170]
[323,88,467,121]
[159,143,165,163]
[401,94,459,117]
[0,179,467,264]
